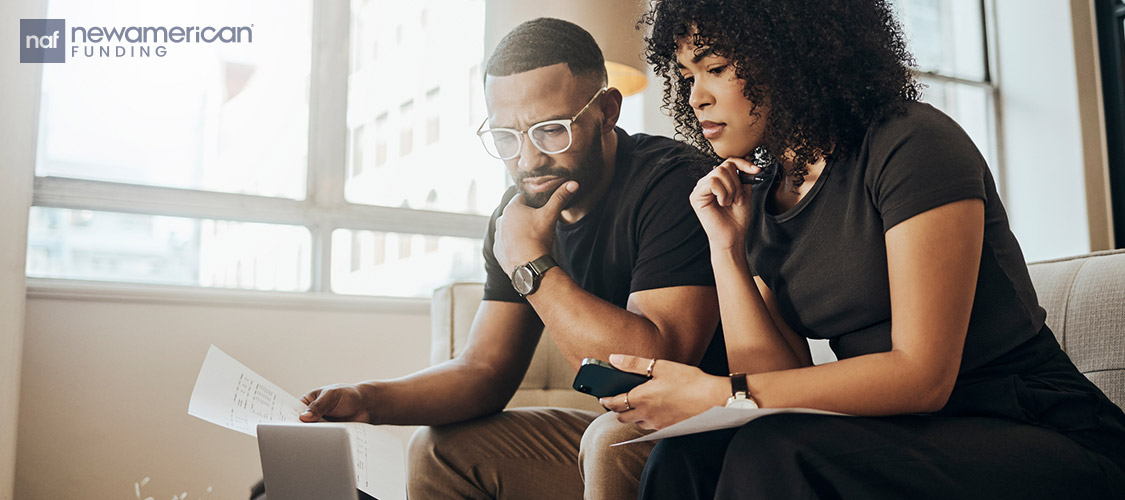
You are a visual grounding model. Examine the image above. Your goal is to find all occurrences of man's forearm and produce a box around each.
[356,359,519,426]
[525,269,713,370]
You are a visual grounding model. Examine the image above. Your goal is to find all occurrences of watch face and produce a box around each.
[726,397,759,410]
[512,266,535,295]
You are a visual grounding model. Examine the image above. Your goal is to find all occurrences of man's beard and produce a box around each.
[516,127,604,209]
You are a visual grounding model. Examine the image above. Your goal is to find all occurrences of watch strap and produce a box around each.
[512,255,558,297]
[527,255,557,276]
[726,372,758,409]
[730,372,749,397]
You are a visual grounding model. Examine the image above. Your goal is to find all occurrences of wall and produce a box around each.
[995,0,1114,260]
[16,289,429,500]
[0,0,42,498]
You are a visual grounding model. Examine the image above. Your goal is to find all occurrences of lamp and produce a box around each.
[484,0,650,97]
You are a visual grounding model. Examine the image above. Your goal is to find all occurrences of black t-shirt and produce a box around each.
[746,102,1046,376]
[482,128,727,374]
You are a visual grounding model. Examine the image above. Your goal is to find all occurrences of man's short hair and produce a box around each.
[485,17,608,88]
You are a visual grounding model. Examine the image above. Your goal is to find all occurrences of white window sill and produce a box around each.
[25,277,431,314]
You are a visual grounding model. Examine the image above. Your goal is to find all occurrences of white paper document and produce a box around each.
[613,406,849,446]
[188,345,306,436]
[188,345,405,500]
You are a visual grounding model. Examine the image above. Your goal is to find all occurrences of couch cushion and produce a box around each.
[1027,249,1125,409]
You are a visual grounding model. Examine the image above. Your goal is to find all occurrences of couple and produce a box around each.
[258,1,1125,499]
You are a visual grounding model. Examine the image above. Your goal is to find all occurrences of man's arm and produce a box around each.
[301,300,543,426]
[527,272,719,370]
[494,176,720,370]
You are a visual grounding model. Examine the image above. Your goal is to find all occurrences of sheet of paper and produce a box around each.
[187,345,404,500]
[342,422,406,500]
[613,406,849,446]
[188,345,306,437]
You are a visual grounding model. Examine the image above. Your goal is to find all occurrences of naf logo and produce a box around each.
[20,19,66,63]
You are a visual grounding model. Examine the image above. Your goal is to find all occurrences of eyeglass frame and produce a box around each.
[476,87,609,160]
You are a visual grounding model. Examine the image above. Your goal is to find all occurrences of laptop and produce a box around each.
[257,423,376,500]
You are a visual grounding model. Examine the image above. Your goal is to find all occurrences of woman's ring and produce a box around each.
[646,359,656,379]
[624,392,633,411]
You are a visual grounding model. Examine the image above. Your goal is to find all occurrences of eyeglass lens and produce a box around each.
[481,122,572,159]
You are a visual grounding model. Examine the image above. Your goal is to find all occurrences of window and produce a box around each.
[343,0,501,217]
[351,125,367,178]
[329,229,482,297]
[36,0,311,200]
[28,207,311,290]
[425,88,441,145]
[27,0,492,298]
[893,0,1000,184]
[399,100,415,158]
[374,112,390,167]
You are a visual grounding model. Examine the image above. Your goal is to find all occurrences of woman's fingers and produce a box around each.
[693,156,764,207]
[713,163,741,206]
[599,390,635,413]
[723,156,764,174]
[693,163,739,207]
[608,354,652,375]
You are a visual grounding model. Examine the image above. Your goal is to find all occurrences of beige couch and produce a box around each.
[1026,249,1125,409]
[430,283,604,412]
[430,249,1125,412]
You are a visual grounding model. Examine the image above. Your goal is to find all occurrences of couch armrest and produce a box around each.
[429,282,485,365]
[430,283,603,412]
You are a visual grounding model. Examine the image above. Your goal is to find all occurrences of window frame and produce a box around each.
[905,0,1005,200]
[27,0,490,298]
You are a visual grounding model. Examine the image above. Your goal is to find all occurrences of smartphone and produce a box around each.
[572,358,649,398]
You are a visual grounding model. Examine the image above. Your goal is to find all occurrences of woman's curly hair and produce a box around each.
[640,0,923,185]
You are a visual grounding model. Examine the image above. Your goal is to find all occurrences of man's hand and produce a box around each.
[493,181,578,274]
[299,384,371,423]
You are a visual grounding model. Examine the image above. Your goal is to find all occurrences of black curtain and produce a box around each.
[1095,0,1125,248]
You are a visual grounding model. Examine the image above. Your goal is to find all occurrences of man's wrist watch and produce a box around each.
[511,255,557,296]
[725,372,759,409]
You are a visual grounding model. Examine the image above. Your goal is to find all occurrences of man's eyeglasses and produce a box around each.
[476,88,608,160]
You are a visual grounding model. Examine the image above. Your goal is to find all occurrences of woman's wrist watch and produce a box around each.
[725,372,759,409]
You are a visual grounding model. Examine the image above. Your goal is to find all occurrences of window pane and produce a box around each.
[345,0,506,215]
[36,0,312,199]
[917,76,997,179]
[894,0,987,82]
[27,207,311,291]
[331,229,484,297]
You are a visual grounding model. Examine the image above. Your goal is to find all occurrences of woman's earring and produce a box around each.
[751,146,776,173]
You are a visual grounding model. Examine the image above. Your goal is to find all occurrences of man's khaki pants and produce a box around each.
[407,408,654,500]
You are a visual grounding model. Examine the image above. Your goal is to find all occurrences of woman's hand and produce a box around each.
[690,157,762,251]
[599,354,729,430]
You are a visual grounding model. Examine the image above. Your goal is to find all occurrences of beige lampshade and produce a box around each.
[605,61,648,97]
[484,0,650,97]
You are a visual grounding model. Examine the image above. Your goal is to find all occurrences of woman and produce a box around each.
[598,1,1125,498]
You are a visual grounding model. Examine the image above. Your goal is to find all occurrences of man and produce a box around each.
[270,18,726,500]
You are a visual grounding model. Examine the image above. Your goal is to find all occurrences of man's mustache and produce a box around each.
[516,166,572,183]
